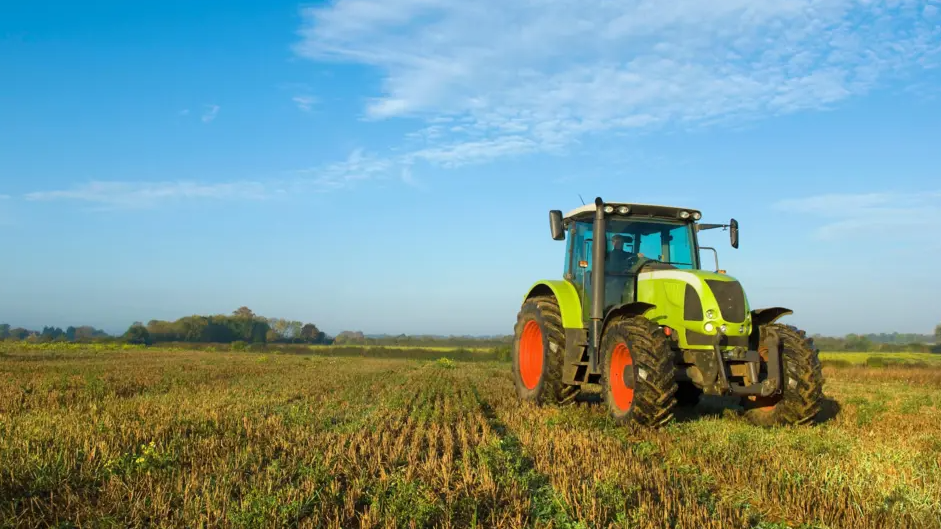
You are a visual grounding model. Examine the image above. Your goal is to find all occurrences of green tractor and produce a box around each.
[512,198,823,427]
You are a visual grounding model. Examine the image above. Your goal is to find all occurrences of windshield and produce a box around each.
[604,218,697,272]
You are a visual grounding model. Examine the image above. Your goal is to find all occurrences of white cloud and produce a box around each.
[179,109,190,116]
[293,148,396,191]
[25,181,268,209]
[292,95,317,112]
[201,104,220,123]
[400,165,428,190]
[22,147,414,211]
[774,191,941,239]
[296,0,940,167]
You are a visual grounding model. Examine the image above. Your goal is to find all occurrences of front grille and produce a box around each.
[684,283,703,321]
[686,330,749,347]
[705,280,746,323]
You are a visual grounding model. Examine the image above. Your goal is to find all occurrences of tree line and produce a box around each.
[123,307,326,346]
[0,324,110,343]
[3,311,939,351]
[812,327,941,353]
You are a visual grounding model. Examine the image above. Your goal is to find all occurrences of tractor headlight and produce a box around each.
[692,212,701,220]
[719,324,727,333]
[679,210,690,219]
[705,309,716,320]
[739,325,745,333]
[704,322,715,333]
[603,205,615,214]
[617,205,630,214]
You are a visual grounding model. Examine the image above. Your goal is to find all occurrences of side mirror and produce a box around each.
[730,218,739,249]
[549,210,565,240]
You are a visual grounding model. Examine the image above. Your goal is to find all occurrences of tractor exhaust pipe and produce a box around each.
[590,197,606,372]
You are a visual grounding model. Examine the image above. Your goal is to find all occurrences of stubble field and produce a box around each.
[1,344,940,528]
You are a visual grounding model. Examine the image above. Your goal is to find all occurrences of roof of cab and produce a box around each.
[563,202,702,221]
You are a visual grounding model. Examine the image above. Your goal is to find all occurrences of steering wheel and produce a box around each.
[626,255,655,275]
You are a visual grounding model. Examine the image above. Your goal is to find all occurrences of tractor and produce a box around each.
[512,197,824,426]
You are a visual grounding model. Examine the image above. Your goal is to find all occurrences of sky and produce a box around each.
[1,0,940,337]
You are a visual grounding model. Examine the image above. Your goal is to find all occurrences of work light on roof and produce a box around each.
[616,206,630,214]
[603,205,615,214]
[692,212,701,220]
[679,210,690,219]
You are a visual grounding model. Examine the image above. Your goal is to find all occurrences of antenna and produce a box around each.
[578,194,586,205]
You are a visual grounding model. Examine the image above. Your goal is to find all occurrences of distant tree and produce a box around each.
[250,321,269,344]
[74,326,108,342]
[935,323,941,343]
[233,306,255,319]
[40,326,66,342]
[8,327,30,340]
[300,323,324,344]
[844,334,873,351]
[179,316,210,342]
[334,331,366,345]
[124,322,152,345]
[0,324,9,340]
[268,318,303,342]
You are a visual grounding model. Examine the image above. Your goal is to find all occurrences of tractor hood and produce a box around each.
[635,268,753,346]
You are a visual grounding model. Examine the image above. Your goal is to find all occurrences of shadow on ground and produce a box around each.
[574,390,843,425]
[815,397,842,423]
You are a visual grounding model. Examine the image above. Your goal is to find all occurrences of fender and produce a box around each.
[751,307,792,327]
[602,302,655,333]
[524,280,583,329]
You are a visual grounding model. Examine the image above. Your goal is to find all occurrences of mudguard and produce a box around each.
[602,302,656,333]
[524,280,584,329]
[751,307,793,327]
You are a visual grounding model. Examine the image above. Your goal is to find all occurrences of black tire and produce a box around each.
[600,316,677,427]
[512,295,567,404]
[675,381,702,407]
[742,323,824,426]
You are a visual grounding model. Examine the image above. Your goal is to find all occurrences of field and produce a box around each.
[819,351,941,366]
[2,344,940,528]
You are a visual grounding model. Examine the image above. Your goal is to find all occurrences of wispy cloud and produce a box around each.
[25,181,268,209]
[296,0,940,167]
[292,95,317,112]
[293,148,395,191]
[400,165,427,190]
[178,109,190,116]
[775,191,941,240]
[22,147,410,210]
[0,194,10,200]
[201,104,220,123]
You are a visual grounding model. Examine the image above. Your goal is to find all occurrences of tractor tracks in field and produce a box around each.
[468,382,574,527]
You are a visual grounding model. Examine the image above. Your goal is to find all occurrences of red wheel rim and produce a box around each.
[610,342,634,411]
[519,320,544,390]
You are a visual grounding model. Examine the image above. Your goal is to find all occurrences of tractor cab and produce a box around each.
[552,202,734,321]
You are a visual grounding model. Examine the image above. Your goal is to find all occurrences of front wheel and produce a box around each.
[512,295,567,404]
[741,323,824,426]
[600,316,677,427]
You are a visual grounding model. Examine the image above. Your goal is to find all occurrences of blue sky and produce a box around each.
[1,0,940,337]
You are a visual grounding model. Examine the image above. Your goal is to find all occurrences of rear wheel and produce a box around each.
[600,316,677,426]
[512,295,568,404]
[742,324,823,426]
